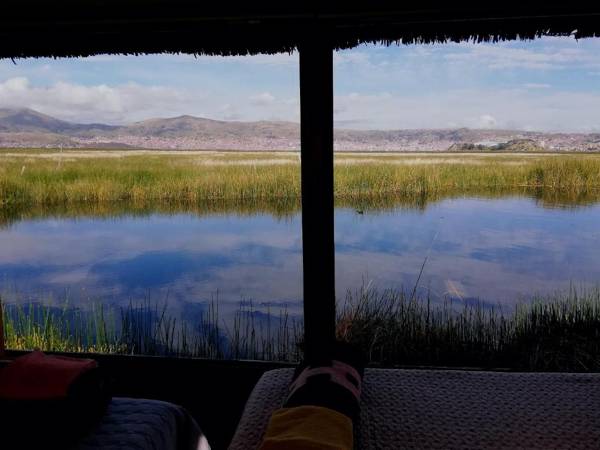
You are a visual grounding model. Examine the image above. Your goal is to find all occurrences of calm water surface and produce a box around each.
[1,196,600,323]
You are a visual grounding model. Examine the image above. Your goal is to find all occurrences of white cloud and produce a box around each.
[523,83,551,89]
[478,114,497,128]
[334,52,372,66]
[0,77,189,124]
[4,76,29,91]
[334,88,600,132]
[444,40,600,70]
[0,77,299,124]
[249,92,276,106]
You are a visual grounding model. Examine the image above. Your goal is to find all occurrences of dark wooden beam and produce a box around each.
[299,37,336,361]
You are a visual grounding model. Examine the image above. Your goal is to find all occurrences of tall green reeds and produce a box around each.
[3,286,600,370]
[1,299,302,361]
[338,285,600,371]
[2,152,600,207]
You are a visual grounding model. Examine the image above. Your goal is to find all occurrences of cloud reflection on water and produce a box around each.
[0,197,599,322]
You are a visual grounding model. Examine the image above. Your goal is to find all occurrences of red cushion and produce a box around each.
[0,351,97,400]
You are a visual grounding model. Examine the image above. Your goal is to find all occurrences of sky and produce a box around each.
[1,36,600,132]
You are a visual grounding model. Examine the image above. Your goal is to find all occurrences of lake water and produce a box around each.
[1,195,600,326]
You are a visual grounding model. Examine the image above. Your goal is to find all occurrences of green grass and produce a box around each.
[3,286,600,371]
[1,151,600,207]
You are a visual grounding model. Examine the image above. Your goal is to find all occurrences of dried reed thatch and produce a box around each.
[1,3,599,58]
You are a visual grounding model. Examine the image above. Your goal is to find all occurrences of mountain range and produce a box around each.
[1,108,600,152]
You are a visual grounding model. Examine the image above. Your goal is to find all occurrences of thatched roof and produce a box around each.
[2,3,600,58]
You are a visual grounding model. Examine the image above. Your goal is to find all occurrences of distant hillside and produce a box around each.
[0,108,117,134]
[1,108,600,152]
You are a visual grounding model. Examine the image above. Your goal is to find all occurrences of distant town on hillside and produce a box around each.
[2,108,600,152]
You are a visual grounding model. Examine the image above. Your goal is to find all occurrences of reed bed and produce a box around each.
[2,185,599,230]
[0,156,301,205]
[3,286,600,370]
[338,286,600,371]
[2,152,600,207]
[1,299,303,362]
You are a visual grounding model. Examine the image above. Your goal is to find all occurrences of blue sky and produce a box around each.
[1,36,600,131]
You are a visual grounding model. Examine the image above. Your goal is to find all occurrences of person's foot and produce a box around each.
[284,342,366,422]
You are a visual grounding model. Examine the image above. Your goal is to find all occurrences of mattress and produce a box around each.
[230,368,600,449]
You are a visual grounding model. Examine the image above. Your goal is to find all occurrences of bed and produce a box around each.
[230,368,600,449]
[76,397,208,450]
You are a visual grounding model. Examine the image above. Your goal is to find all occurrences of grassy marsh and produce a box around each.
[1,150,600,207]
[2,149,600,370]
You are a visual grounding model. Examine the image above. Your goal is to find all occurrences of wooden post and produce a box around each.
[299,37,336,361]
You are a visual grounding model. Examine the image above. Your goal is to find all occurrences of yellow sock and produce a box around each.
[259,405,353,450]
